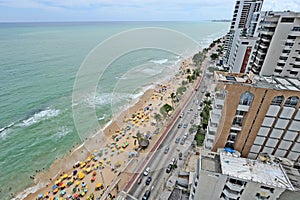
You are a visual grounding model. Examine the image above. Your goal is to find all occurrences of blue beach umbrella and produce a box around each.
[52,185,57,189]
[38,194,43,198]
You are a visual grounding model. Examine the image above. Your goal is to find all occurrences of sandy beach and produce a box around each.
[19,54,206,200]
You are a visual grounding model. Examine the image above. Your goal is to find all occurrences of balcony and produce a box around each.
[222,188,240,199]
[231,124,242,131]
[260,30,274,36]
[226,181,244,192]
[257,49,266,55]
[261,37,271,43]
[259,43,268,49]
[237,104,250,112]
[261,21,277,27]
[215,98,225,107]
[290,30,300,37]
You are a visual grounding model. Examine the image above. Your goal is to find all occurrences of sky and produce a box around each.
[0,0,299,22]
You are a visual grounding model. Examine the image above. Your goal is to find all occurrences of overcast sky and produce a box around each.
[0,0,299,22]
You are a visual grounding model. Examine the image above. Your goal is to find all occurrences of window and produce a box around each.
[242,42,249,45]
[271,96,284,106]
[282,49,291,54]
[292,27,300,31]
[284,96,299,107]
[239,92,254,106]
[290,71,298,76]
[281,17,295,23]
[284,42,294,47]
[260,185,274,193]
[287,35,296,40]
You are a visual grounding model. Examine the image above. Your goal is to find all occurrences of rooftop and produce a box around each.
[200,150,221,173]
[220,152,295,190]
[214,71,300,91]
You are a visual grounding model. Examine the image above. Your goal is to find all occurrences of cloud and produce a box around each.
[262,0,300,11]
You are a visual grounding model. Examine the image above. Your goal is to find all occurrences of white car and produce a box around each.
[143,167,150,176]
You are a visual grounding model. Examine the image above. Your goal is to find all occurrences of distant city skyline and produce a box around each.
[0,0,299,22]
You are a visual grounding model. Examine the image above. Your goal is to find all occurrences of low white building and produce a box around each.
[189,149,295,200]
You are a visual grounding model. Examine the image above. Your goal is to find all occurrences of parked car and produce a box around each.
[143,167,150,176]
[166,164,172,173]
[180,138,185,145]
[183,132,188,139]
[183,123,188,128]
[142,190,151,200]
[178,123,182,128]
[137,176,143,184]
[179,152,183,160]
[190,119,194,124]
[164,146,169,154]
[175,137,180,143]
[179,112,184,118]
[145,176,152,185]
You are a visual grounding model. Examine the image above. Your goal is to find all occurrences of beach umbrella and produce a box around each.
[75,181,80,186]
[91,176,96,182]
[93,157,98,161]
[38,194,43,199]
[73,187,77,193]
[52,185,58,190]
[93,171,97,176]
[82,182,86,187]
[73,170,78,176]
[78,171,85,180]
[53,188,59,194]
[62,174,68,179]
[60,190,66,196]
[94,152,98,156]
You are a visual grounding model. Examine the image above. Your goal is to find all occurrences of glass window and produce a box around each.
[284,96,299,107]
[239,92,254,106]
[271,96,284,106]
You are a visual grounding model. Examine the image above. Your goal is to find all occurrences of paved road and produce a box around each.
[126,76,208,200]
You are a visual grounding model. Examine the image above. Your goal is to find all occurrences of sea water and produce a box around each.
[0,21,228,199]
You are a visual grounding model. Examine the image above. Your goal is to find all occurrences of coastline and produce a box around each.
[18,42,217,199]
[19,59,187,200]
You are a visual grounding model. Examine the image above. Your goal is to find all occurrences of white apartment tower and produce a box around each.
[250,11,300,79]
[224,0,264,68]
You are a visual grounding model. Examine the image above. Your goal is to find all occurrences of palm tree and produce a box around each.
[153,113,162,126]
[170,92,176,107]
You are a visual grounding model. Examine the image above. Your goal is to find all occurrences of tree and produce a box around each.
[160,103,173,117]
[210,53,218,60]
[170,92,176,107]
[186,68,191,74]
[205,92,211,98]
[153,113,162,124]
[177,86,187,96]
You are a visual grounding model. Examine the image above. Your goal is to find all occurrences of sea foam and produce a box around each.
[20,108,60,127]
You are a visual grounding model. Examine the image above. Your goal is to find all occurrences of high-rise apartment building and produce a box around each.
[250,11,300,79]
[224,0,264,68]
[204,71,300,161]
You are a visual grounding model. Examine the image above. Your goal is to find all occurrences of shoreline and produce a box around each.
[18,58,188,200]
[17,39,219,199]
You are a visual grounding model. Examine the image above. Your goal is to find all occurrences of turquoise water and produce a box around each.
[0,21,229,199]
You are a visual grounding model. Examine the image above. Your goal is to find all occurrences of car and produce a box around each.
[178,123,182,128]
[190,119,194,124]
[166,164,172,173]
[145,176,152,185]
[179,112,184,118]
[143,167,150,176]
[183,132,188,139]
[164,146,169,154]
[183,123,188,128]
[189,108,193,111]
[170,158,177,165]
[175,137,180,143]
[142,190,151,200]
[179,152,183,160]
[194,112,199,117]
[180,138,185,145]
[137,176,143,184]
[197,106,201,111]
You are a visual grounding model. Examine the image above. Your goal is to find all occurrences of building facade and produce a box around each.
[250,11,300,78]
[204,71,300,162]
[189,149,294,200]
[224,0,264,68]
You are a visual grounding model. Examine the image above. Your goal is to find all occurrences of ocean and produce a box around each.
[0,21,229,199]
